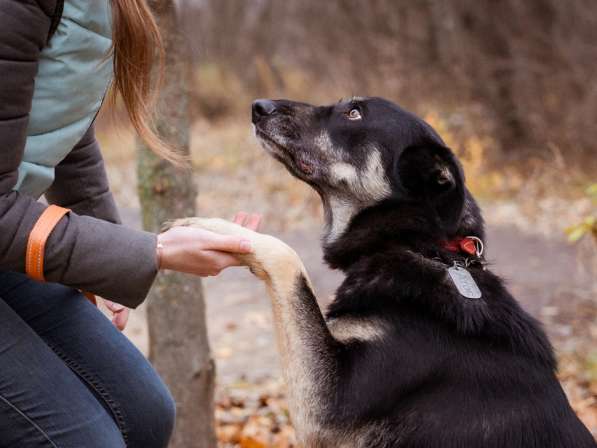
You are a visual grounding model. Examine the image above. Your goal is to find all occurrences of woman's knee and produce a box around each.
[146,380,176,443]
[123,371,176,447]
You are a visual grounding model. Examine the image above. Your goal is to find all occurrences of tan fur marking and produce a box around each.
[328,316,389,343]
[330,149,390,202]
[326,196,356,241]
[362,149,391,200]
[326,149,391,243]
[330,161,359,184]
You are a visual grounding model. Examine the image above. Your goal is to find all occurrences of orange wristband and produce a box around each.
[25,205,97,306]
[26,205,70,282]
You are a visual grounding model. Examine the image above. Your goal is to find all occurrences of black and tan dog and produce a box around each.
[173,97,596,447]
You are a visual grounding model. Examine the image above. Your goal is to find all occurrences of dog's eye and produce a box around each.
[347,108,362,121]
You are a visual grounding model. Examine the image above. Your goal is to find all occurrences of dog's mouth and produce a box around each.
[255,128,317,178]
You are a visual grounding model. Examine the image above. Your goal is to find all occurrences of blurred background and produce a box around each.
[97,0,596,445]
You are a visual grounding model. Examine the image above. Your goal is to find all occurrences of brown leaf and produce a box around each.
[239,436,267,448]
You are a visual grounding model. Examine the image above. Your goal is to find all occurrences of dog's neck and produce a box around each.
[323,192,485,270]
[321,195,358,245]
[323,199,482,271]
[321,193,388,246]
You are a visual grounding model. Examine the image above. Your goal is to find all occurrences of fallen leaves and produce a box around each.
[216,380,297,447]
[539,295,597,437]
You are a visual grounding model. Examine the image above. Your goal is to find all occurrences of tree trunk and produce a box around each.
[136,1,217,447]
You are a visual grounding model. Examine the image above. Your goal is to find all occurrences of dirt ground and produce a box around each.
[98,119,596,445]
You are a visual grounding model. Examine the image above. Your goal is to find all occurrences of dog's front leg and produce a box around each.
[168,218,339,441]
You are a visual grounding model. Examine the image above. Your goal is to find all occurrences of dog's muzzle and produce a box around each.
[252,99,277,124]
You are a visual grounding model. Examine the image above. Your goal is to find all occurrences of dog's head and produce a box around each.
[252,97,482,244]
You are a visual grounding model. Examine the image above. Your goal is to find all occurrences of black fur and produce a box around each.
[252,97,596,447]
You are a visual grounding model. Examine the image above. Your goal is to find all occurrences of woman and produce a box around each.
[0,0,256,446]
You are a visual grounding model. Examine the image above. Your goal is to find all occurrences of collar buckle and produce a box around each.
[442,236,484,258]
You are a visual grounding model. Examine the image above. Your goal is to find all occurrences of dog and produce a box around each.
[172,97,596,447]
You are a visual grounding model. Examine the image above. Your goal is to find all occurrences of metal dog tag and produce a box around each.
[448,265,482,299]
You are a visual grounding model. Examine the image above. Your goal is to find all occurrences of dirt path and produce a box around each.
[119,207,595,384]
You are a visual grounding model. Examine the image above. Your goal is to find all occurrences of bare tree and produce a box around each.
[137,1,216,447]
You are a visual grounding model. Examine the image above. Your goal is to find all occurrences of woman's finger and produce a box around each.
[103,300,129,331]
[197,251,242,276]
[203,250,242,267]
[202,234,252,253]
[233,211,248,226]
[104,300,125,313]
[245,213,261,231]
[112,308,129,331]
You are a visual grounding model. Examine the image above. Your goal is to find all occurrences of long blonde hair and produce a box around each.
[110,0,183,165]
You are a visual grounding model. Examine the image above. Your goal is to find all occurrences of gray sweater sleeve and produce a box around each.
[45,124,122,224]
[0,0,158,308]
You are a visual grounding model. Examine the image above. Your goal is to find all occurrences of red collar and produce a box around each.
[442,236,483,257]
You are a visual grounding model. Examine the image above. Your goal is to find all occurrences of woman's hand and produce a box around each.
[102,214,260,331]
[157,212,261,277]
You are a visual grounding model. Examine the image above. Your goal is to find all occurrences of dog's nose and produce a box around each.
[252,99,277,123]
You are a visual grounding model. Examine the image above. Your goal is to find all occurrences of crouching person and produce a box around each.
[0,0,257,446]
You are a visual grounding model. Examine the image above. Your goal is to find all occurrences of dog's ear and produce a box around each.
[394,144,465,234]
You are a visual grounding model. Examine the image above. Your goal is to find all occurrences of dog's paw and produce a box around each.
[166,217,303,282]
[160,219,182,233]
[170,217,257,239]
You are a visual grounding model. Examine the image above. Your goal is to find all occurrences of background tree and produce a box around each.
[137,1,216,446]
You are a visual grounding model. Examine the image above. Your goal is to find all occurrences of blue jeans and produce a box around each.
[0,272,175,447]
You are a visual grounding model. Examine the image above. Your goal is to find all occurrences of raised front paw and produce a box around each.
[166,217,303,282]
